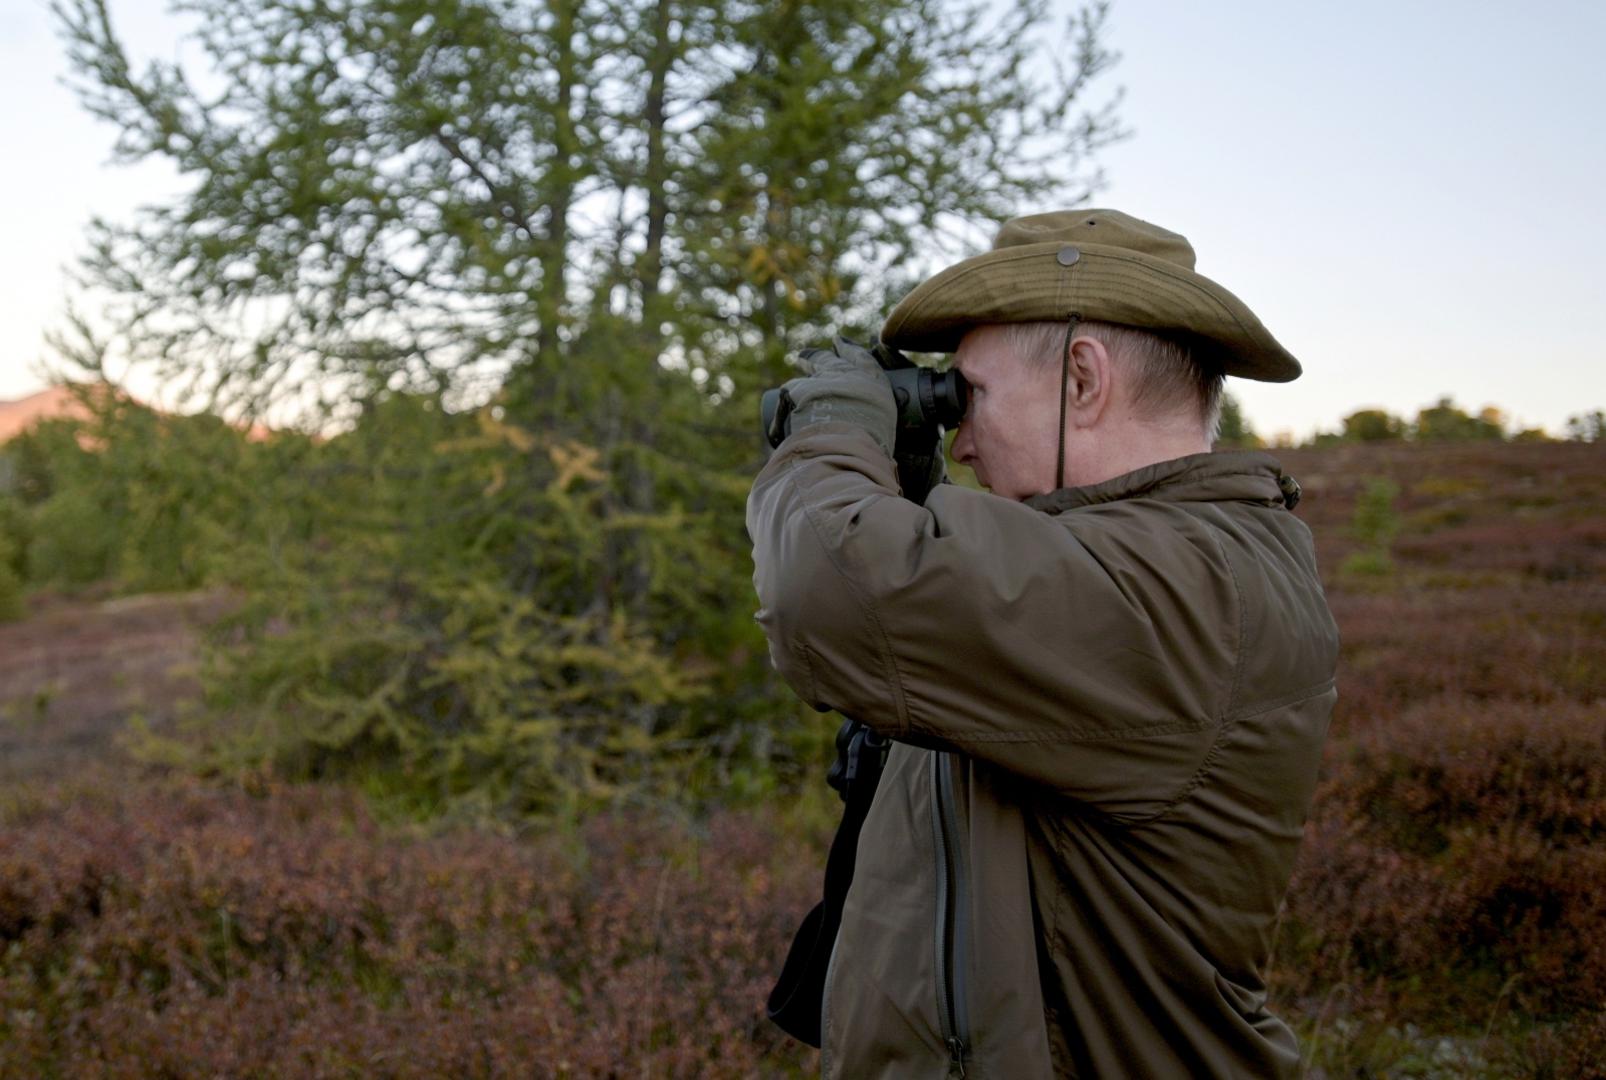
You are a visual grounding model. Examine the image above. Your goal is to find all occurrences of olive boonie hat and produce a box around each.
[880,209,1301,382]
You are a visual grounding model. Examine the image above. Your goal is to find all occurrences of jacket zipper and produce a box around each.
[929,751,971,1077]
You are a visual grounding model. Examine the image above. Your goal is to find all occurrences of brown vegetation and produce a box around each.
[0,589,231,783]
[0,775,820,1077]
[2,438,1604,1076]
[1269,439,1606,1076]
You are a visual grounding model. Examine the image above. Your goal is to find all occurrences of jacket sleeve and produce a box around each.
[746,423,1241,819]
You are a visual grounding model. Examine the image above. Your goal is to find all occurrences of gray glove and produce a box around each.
[775,336,897,457]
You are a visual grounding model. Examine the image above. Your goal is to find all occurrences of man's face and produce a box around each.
[949,325,1064,501]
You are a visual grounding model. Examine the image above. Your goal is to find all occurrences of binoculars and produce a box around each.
[760,341,969,450]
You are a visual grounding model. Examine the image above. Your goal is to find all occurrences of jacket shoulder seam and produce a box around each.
[1126,680,1338,827]
[1183,518,1248,800]
[1128,518,1245,825]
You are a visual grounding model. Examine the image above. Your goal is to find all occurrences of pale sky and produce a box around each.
[3,0,1603,439]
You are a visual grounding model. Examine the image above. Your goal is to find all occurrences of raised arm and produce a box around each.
[747,423,1242,819]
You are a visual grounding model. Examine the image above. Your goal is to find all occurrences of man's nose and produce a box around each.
[951,422,974,465]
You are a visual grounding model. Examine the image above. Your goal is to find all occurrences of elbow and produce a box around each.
[754,556,830,690]
[754,603,824,707]
[752,543,872,714]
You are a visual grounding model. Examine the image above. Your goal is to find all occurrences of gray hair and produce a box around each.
[1000,320,1226,442]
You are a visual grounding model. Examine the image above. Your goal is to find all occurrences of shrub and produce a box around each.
[1327,586,1604,737]
[1564,409,1604,443]
[0,544,22,622]
[1341,408,1406,442]
[1414,397,1506,441]
[0,774,821,1077]
[27,487,119,586]
[1339,476,1400,579]
[166,384,809,822]
[1278,697,1606,1019]
[0,497,26,619]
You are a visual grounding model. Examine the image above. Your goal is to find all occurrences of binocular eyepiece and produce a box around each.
[761,342,969,449]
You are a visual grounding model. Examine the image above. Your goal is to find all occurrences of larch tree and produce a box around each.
[53,0,1124,815]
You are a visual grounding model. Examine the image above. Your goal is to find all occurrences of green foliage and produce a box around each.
[8,417,104,585]
[1305,398,1524,447]
[1340,476,1401,579]
[160,380,813,820]
[0,494,30,576]
[48,0,1125,819]
[106,413,259,591]
[0,494,25,620]
[1214,392,1261,448]
[1565,409,1604,443]
[1351,477,1402,550]
[2,421,67,506]
[1414,396,1505,442]
[54,0,1124,412]
[7,395,299,594]
[1341,407,1406,442]
[1338,548,1394,579]
[28,488,119,587]
[0,541,23,623]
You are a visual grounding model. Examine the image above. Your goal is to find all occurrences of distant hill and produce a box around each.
[0,384,273,444]
[0,386,93,444]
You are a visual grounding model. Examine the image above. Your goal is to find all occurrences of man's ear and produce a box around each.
[1064,334,1113,428]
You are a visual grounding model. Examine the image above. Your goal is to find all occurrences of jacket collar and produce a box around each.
[1023,450,1292,515]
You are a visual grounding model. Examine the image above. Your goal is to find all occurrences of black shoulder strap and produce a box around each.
[766,717,890,1047]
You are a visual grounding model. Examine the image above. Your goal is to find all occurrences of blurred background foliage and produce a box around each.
[3,1,1605,1074]
[13,0,1126,818]
[2,0,1599,816]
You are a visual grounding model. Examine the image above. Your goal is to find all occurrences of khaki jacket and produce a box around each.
[747,424,1339,1079]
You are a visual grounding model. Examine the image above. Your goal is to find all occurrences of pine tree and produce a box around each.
[1214,392,1260,449]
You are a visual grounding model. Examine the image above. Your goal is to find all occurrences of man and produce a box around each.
[747,210,1339,1078]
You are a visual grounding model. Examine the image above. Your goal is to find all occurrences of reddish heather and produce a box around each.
[2,438,1603,1075]
[1,775,820,1077]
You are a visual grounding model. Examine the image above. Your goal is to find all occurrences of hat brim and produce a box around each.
[880,240,1301,382]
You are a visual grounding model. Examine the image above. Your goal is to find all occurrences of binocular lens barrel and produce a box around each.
[761,367,969,449]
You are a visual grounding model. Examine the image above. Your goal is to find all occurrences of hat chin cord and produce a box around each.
[1055,313,1082,491]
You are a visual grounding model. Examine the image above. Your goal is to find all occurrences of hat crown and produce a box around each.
[993,209,1197,272]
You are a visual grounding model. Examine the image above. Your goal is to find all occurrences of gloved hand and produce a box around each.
[773,336,898,457]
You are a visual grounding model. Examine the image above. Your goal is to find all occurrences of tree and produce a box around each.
[1340,407,1405,442]
[54,0,1126,816]
[5,390,303,592]
[1565,409,1604,443]
[1413,396,1504,441]
[55,0,1123,418]
[1214,392,1261,449]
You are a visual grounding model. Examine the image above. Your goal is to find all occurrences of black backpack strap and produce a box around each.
[766,717,890,1047]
